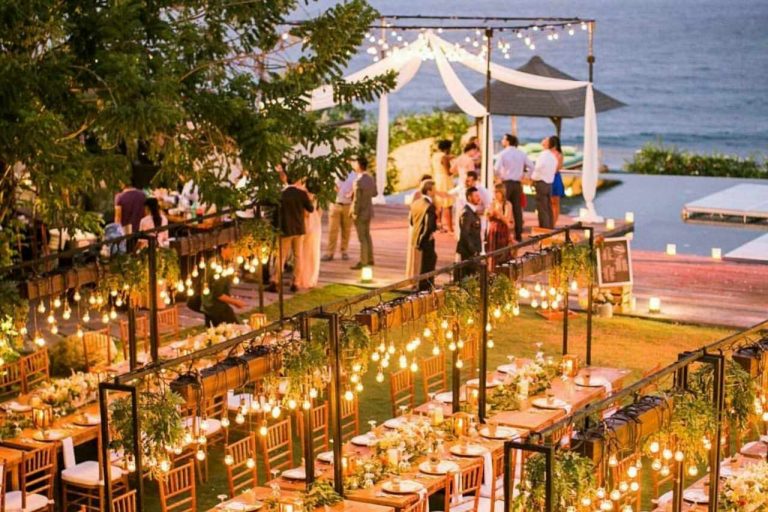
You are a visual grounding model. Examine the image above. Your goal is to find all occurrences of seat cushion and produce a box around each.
[62,461,124,486]
[5,490,51,512]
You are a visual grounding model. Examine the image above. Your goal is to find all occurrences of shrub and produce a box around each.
[624,143,767,179]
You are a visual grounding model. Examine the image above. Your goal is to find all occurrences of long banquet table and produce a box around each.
[208,486,395,512]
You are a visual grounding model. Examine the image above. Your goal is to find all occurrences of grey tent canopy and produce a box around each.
[446,56,625,135]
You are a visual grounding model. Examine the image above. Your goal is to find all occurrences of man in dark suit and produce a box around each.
[410,180,438,290]
[350,156,378,269]
[456,187,483,278]
[267,174,314,293]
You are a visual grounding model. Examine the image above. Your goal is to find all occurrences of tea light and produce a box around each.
[578,208,588,219]
[711,247,722,260]
[648,297,662,313]
[454,417,465,437]
[605,218,615,230]
[665,244,676,256]
[624,211,634,223]
[360,266,373,283]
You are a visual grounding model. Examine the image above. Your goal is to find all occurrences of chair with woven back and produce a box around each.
[21,348,49,393]
[259,418,295,481]
[402,495,428,512]
[119,316,149,360]
[297,402,329,459]
[0,359,24,400]
[111,490,136,512]
[5,444,56,512]
[224,434,258,498]
[340,395,360,443]
[82,330,114,371]
[159,461,196,512]
[389,368,415,417]
[157,306,180,338]
[248,313,268,330]
[445,460,484,512]
[421,354,447,398]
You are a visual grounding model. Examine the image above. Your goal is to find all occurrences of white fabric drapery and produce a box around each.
[307,31,601,220]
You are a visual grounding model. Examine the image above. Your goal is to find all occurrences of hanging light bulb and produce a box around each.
[487,339,494,349]
[309,388,318,399]
[609,489,621,501]
[73,290,81,302]
[687,465,698,477]
[627,466,638,479]
[224,454,234,466]
[410,360,418,372]
[376,371,384,383]
[50,324,58,335]
[423,327,432,338]
[53,296,62,309]
[662,448,673,460]
[355,383,363,392]
[618,481,629,493]
[246,457,256,469]
[674,451,684,462]
[196,449,206,461]
[371,352,380,362]
[159,459,171,473]
[101,312,110,324]
[302,400,311,410]
[512,304,520,316]
[432,345,440,356]
[235,412,245,425]
[203,284,210,296]
[660,465,670,477]
[46,312,55,324]
[455,359,464,369]
[649,441,660,453]
[221,416,230,428]
[259,421,268,436]
[37,302,46,314]
[34,333,45,347]
[109,308,117,320]
[651,459,662,471]
[76,326,84,338]
[629,481,639,492]
[608,454,618,467]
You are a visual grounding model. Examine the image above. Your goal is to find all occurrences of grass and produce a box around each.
[138,284,733,511]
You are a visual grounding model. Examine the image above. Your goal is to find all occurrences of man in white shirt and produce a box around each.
[531,142,558,229]
[322,171,356,261]
[494,134,534,241]
[449,170,490,239]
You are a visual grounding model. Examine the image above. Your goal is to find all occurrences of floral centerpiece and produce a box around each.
[0,412,33,440]
[344,456,386,491]
[720,461,768,511]
[373,419,434,470]
[36,372,100,417]
[200,323,248,348]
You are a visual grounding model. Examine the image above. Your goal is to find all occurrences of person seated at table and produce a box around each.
[200,261,247,327]
[137,197,169,248]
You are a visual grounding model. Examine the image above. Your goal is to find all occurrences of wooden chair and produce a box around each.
[5,444,56,512]
[200,391,229,447]
[0,460,6,512]
[480,446,513,508]
[21,348,50,393]
[297,402,330,458]
[389,368,415,417]
[111,490,136,512]
[445,460,484,512]
[611,452,641,510]
[259,419,295,480]
[225,434,258,498]
[119,316,149,359]
[546,423,573,449]
[157,306,180,338]
[82,331,114,371]
[61,435,128,512]
[403,495,428,512]
[458,338,478,380]
[340,395,360,443]
[421,354,447,397]
[159,461,196,512]
[0,359,23,400]
[248,313,268,330]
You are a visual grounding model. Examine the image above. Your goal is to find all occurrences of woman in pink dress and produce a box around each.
[486,184,512,269]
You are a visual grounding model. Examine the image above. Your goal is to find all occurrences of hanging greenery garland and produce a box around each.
[512,450,598,511]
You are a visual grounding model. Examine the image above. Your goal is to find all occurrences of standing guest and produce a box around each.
[408,180,438,289]
[449,170,490,238]
[467,135,482,171]
[531,137,558,229]
[295,187,322,290]
[494,134,534,242]
[114,181,146,235]
[350,156,377,270]
[431,140,454,233]
[547,136,566,225]
[486,184,513,268]
[456,187,483,278]
[406,174,433,279]
[137,197,169,248]
[267,174,314,293]
[450,142,480,185]
[322,171,356,262]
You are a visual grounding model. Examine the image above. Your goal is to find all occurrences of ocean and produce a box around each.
[300,0,768,168]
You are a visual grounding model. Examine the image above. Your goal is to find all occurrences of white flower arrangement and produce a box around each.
[720,460,768,512]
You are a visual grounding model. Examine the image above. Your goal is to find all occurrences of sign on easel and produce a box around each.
[596,237,633,287]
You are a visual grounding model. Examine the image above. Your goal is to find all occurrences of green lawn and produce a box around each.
[139,284,733,511]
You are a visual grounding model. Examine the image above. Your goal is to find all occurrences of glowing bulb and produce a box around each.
[649,441,660,453]
[224,454,234,465]
[432,345,440,356]
[46,313,55,324]
[160,459,171,473]
[53,297,62,309]
[376,372,384,383]
[246,458,256,469]
[196,449,206,461]
[455,359,463,369]
[82,311,90,322]
[410,361,418,372]
[627,466,638,478]
[630,481,639,492]
[309,388,318,399]
[674,451,684,462]
[610,489,621,501]
[73,291,81,302]
[235,413,245,425]
[662,448,672,460]
[271,406,281,419]
[101,313,110,324]
[221,416,230,428]
[651,459,662,471]
[660,465,670,477]
[344,390,354,401]
[687,465,698,477]
[608,454,618,467]
[259,422,268,436]
[37,302,46,313]
[76,327,84,338]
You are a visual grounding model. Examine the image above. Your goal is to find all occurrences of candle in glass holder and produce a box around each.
[648,297,662,313]
[518,378,529,399]
[454,417,465,437]
[386,448,400,468]
[711,247,722,260]
[434,406,444,425]
[625,212,635,223]
[605,218,615,230]
[665,244,676,256]
[562,355,579,378]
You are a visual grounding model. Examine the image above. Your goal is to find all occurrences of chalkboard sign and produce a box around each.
[597,237,633,287]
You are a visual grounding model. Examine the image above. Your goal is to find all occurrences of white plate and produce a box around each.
[381,479,424,494]
[450,444,488,457]
[351,435,376,447]
[479,426,518,440]
[418,460,459,475]
[33,429,68,441]
[316,451,334,464]
[74,413,100,426]
[532,397,570,410]
[574,376,606,388]
[740,441,767,458]
[384,417,404,429]
[4,401,31,413]
[281,467,306,481]
[719,465,734,478]
[434,391,465,404]
[466,378,502,388]
[222,502,263,511]
[497,364,518,374]
[683,489,709,504]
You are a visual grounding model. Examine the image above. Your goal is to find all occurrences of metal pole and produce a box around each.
[325,312,345,496]
[587,22,595,83]
[562,229,571,356]
[672,355,690,512]
[478,261,489,423]
[299,315,315,487]
[705,353,725,510]
[127,306,138,371]
[586,227,594,365]
[257,258,264,312]
[452,322,461,414]
[544,444,555,512]
[483,28,493,191]
[277,235,284,320]
[147,236,160,362]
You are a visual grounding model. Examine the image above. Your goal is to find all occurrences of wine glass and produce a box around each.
[398,405,408,420]
[368,419,377,438]
[217,495,228,508]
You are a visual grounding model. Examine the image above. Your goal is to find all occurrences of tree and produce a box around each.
[0,0,395,266]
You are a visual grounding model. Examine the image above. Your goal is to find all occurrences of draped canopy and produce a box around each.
[309,31,602,221]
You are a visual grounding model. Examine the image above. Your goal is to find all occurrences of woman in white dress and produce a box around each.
[295,192,321,290]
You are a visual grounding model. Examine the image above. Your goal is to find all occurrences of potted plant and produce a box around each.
[593,289,615,318]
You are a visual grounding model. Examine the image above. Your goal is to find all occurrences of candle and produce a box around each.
[518,378,529,399]
[648,297,662,313]
[341,456,349,476]
[386,448,400,468]
[434,406,444,425]
[625,211,635,223]
[360,266,373,283]
[605,218,615,230]
[711,248,722,260]
[666,244,676,256]
[454,417,464,437]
